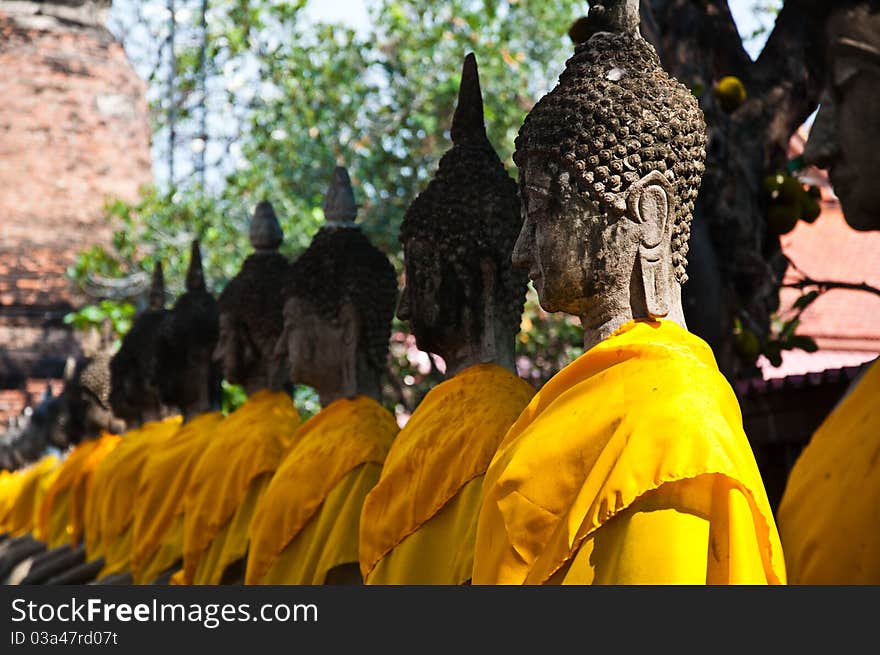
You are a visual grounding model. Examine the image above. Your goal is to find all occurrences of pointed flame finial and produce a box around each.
[450,52,488,146]
[587,0,641,36]
[323,166,358,225]
[148,261,165,310]
[185,239,206,291]
[250,200,284,252]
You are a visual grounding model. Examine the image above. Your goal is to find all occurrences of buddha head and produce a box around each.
[802,0,880,231]
[214,201,290,394]
[512,0,707,344]
[109,263,168,425]
[275,167,398,405]
[398,53,527,372]
[154,240,221,419]
[65,352,122,443]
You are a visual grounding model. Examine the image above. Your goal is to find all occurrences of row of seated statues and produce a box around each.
[1,0,878,585]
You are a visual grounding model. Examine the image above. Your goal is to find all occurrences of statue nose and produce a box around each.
[511,224,534,271]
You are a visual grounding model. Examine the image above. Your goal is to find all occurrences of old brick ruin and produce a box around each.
[0,0,151,431]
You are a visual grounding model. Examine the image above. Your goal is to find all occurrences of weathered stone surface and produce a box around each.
[0,2,151,430]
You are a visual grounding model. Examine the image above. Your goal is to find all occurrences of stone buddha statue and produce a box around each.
[178,201,300,586]
[212,201,291,395]
[153,240,222,421]
[62,353,123,445]
[245,166,399,585]
[275,167,397,407]
[53,262,182,585]
[511,3,706,351]
[130,240,226,585]
[802,0,880,232]
[777,0,880,584]
[396,54,527,377]
[358,54,536,585]
[471,0,786,585]
[0,386,62,582]
[7,353,122,585]
[108,262,172,429]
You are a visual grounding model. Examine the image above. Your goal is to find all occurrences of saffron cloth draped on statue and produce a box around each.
[66,433,120,548]
[30,460,61,542]
[130,411,224,584]
[777,358,880,584]
[84,417,181,576]
[3,454,59,537]
[472,320,786,585]
[0,470,23,534]
[35,439,99,547]
[360,364,535,584]
[246,396,397,585]
[177,390,300,585]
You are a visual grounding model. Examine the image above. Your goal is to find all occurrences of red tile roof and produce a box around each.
[759,128,880,379]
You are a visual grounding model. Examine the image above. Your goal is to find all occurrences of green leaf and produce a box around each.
[792,290,820,311]
[780,318,800,342]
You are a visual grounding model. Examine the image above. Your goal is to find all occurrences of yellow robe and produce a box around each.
[130,411,223,584]
[36,439,100,547]
[472,319,786,585]
[67,433,121,548]
[3,455,59,537]
[360,364,535,584]
[84,417,182,576]
[178,390,300,585]
[777,358,880,584]
[0,469,22,533]
[246,396,397,585]
[31,462,61,541]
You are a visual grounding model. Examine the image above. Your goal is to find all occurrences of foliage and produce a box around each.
[735,289,820,370]
[69,0,830,412]
[70,0,582,415]
[220,380,248,415]
[515,288,584,389]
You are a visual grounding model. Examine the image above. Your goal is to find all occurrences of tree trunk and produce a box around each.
[644,0,827,380]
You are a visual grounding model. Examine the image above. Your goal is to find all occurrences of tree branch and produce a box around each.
[783,279,880,297]
[648,0,752,83]
[750,1,827,151]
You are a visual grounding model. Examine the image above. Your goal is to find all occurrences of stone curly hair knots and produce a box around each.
[284,226,398,374]
[217,252,289,348]
[110,310,166,389]
[400,53,527,340]
[78,351,113,409]
[514,32,708,284]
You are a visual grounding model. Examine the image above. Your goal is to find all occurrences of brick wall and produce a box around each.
[0,2,151,431]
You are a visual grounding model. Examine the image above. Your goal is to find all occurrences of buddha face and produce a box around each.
[71,385,119,440]
[397,237,467,357]
[213,312,257,387]
[513,159,639,317]
[158,337,219,413]
[276,297,351,395]
[803,5,880,231]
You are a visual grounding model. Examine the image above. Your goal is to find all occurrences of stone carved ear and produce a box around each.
[626,171,674,319]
